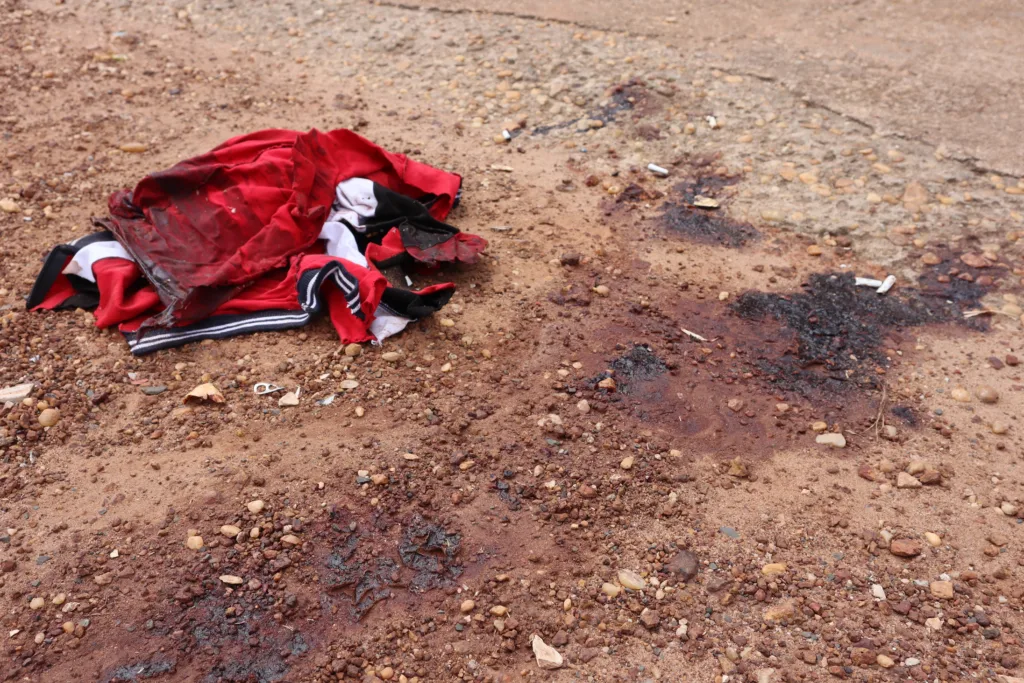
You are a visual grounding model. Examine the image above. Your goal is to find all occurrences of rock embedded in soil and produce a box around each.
[219,575,244,585]
[815,432,846,447]
[531,634,564,670]
[665,550,699,581]
[889,538,922,557]
[220,525,241,537]
[601,583,621,598]
[460,599,475,613]
[617,569,646,590]
[38,408,60,427]
[924,532,942,547]
[763,599,797,623]
[930,580,954,599]
[186,536,204,550]
[246,500,265,514]
[950,387,971,402]
[976,385,999,404]
[896,472,922,489]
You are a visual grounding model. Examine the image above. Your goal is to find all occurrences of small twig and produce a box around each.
[872,384,888,438]
[681,327,708,342]
[964,309,1014,319]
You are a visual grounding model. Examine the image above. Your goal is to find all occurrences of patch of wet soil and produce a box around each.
[320,507,462,619]
[733,272,986,393]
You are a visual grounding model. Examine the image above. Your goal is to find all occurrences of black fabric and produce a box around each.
[343,183,460,253]
[379,286,454,319]
[25,231,118,311]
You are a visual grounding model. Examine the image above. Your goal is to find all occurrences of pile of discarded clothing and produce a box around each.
[28,129,486,355]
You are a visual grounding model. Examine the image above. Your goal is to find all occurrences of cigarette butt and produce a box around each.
[876,275,896,294]
[854,277,884,288]
[648,163,669,177]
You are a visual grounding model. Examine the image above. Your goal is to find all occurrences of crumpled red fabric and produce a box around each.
[101,128,468,328]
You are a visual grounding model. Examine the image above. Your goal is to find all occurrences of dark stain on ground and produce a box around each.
[400,516,463,592]
[320,508,462,619]
[103,659,176,683]
[733,272,985,393]
[609,344,667,389]
[533,82,644,135]
[890,405,918,426]
[587,344,667,395]
[660,178,757,247]
[324,529,399,620]
[914,246,1004,305]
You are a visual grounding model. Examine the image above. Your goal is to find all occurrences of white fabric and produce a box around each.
[369,311,412,341]
[318,179,412,343]
[63,240,132,283]
[327,177,378,233]
[318,220,368,267]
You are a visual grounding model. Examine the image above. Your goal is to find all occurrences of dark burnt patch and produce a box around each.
[659,177,757,247]
[400,516,462,592]
[890,405,918,426]
[318,508,462,620]
[914,246,1005,305]
[610,344,667,387]
[533,81,658,135]
[103,659,176,683]
[733,272,985,393]
[588,344,667,393]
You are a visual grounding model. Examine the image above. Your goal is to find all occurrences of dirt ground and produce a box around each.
[2,0,1024,682]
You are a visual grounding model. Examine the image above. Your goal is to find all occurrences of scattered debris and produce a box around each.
[184,383,225,404]
[253,382,285,395]
[278,389,300,407]
[0,383,35,404]
[691,195,720,209]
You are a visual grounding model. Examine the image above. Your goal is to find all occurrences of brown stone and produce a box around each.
[851,647,877,666]
[666,549,699,582]
[889,539,922,558]
[858,464,878,482]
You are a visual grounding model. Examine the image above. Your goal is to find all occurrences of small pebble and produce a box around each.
[976,385,999,404]
[815,433,846,448]
[38,409,60,427]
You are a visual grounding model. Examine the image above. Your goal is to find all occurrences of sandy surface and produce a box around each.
[2,0,1024,682]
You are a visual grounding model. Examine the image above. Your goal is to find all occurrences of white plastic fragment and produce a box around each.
[876,275,896,295]
[647,163,669,177]
[502,129,512,141]
[854,277,884,288]
[405,275,413,287]
[705,115,719,129]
